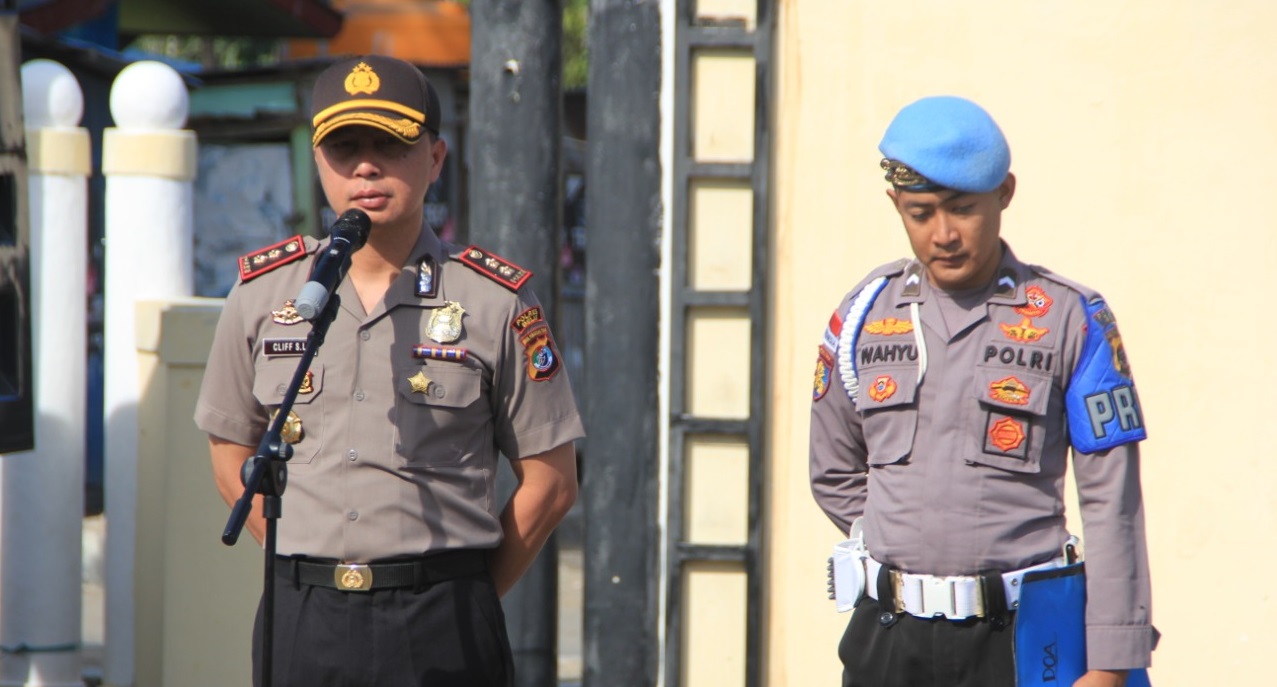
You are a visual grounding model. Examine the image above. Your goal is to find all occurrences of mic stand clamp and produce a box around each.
[221,293,341,687]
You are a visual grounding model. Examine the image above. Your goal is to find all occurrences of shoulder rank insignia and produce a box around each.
[458,245,533,291]
[239,235,307,282]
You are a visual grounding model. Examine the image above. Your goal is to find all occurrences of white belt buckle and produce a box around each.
[922,576,956,618]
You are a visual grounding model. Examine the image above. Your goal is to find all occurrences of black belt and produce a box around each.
[279,549,489,593]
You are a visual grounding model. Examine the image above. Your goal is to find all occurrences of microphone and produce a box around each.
[294,209,371,320]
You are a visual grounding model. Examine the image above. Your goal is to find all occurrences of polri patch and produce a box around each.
[986,414,1028,458]
[264,338,308,357]
[867,375,897,403]
[512,306,543,333]
[458,245,533,291]
[520,324,561,381]
[239,235,306,282]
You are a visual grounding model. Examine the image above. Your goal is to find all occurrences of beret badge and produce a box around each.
[344,62,381,96]
[880,158,935,189]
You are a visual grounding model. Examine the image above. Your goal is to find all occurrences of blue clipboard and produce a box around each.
[1014,563,1151,687]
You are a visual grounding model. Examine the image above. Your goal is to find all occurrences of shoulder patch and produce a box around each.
[457,245,533,292]
[239,235,308,282]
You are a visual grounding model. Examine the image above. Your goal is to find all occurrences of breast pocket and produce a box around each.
[251,360,324,464]
[968,365,1052,474]
[393,364,485,467]
[857,366,919,466]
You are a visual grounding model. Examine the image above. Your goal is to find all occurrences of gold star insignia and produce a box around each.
[408,371,432,394]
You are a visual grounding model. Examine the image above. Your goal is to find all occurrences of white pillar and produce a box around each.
[101,61,196,687]
[0,59,91,687]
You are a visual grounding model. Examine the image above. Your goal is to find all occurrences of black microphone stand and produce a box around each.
[222,292,342,687]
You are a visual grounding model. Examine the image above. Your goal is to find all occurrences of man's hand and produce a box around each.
[209,436,265,546]
[1073,669,1127,687]
[489,443,579,596]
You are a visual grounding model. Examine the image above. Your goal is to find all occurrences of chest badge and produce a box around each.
[426,301,466,343]
[863,317,913,336]
[272,300,304,326]
[269,409,304,445]
[1000,318,1050,343]
[408,371,432,395]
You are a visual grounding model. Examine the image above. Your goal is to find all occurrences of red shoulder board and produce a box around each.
[457,245,533,291]
[238,235,307,282]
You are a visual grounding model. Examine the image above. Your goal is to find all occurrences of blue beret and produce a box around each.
[878,96,1011,194]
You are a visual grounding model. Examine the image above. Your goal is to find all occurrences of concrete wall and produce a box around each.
[130,299,257,687]
[767,1,1276,685]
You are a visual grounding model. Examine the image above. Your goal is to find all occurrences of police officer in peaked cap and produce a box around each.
[809,96,1158,687]
[196,54,583,686]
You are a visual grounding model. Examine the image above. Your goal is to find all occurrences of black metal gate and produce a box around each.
[0,1,34,454]
[666,2,774,686]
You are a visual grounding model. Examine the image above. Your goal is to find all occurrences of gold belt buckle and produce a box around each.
[334,563,373,592]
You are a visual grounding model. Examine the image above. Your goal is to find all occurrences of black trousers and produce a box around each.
[252,565,514,687]
[839,598,1015,687]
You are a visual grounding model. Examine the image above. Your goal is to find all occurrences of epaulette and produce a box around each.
[456,245,533,292]
[238,235,309,282]
[853,258,911,295]
[1028,264,1103,303]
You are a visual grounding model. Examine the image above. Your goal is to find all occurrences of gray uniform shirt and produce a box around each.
[195,225,585,561]
[809,244,1157,669]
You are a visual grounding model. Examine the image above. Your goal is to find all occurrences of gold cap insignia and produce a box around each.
[881,158,934,188]
[344,62,381,96]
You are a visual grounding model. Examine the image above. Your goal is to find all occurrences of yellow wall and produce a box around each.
[768,1,1277,685]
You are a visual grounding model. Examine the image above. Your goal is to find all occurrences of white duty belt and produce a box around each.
[865,555,1068,620]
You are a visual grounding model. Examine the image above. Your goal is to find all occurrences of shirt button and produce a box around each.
[346,449,358,461]
[354,389,365,401]
[432,385,445,399]
[276,384,287,395]
[360,330,371,341]
[347,510,358,521]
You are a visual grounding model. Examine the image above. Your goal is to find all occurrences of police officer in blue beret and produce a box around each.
[810,96,1158,687]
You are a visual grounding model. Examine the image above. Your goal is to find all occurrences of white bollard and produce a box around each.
[0,59,90,687]
[101,61,196,687]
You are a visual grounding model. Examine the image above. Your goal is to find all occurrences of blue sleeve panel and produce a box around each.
[1065,297,1147,454]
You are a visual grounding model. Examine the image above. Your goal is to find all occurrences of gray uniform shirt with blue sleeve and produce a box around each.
[809,244,1157,670]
